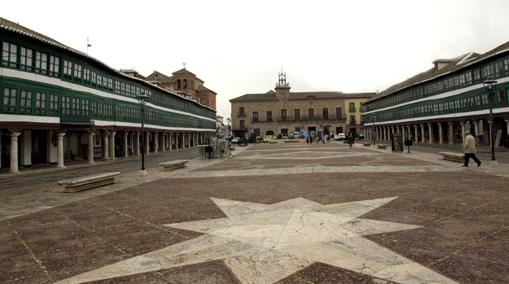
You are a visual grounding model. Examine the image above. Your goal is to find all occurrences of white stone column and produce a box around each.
[57,132,65,168]
[188,132,191,147]
[154,132,159,153]
[428,123,434,144]
[414,124,418,142]
[88,132,95,164]
[401,125,406,141]
[474,120,479,136]
[438,123,444,144]
[420,124,426,143]
[163,133,168,151]
[478,119,484,137]
[136,132,141,156]
[103,132,109,160]
[110,132,116,160]
[169,132,173,151]
[181,133,185,149]
[124,132,129,158]
[448,122,454,145]
[9,132,21,173]
[461,121,466,142]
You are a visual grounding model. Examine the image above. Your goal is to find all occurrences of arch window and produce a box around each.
[183,79,187,89]
[177,79,181,89]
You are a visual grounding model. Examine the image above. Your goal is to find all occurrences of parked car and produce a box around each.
[263,135,274,143]
[334,133,346,141]
[231,137,241,144]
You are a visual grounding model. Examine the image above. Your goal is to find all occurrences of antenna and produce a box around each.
[86,37,92,54]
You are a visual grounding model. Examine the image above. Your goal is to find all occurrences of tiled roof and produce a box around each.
[230,91,375,102]
[370,40,509,103]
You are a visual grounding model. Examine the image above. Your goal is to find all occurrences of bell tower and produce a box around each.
[275,72,290,99]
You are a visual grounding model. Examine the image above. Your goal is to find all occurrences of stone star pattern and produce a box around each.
[58,197,457,284]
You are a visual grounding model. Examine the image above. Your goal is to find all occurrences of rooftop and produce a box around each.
[369,40,509,103]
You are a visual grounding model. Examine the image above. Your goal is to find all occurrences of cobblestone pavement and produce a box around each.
[1,142,508,283]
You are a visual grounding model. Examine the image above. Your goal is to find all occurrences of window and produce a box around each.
[177,79,181,89]
[73,64,82,79]
[322,108,328,120]
[294,109,300,121]
[239,107,245,117]
[20,90,32,113]
[63,60,73,76]
[2,42,17,68]
[350,115,356,124]
[49,94,59,115]
[239,120,245,130]
[20,47,33,71]
[83,68,90,81]
[308,108,314,119]
[35,92,47,114]
[267,111,273,121]
[183,79,187,89]
[91,71,97,85]
[281,109,287,121]
[2,88,17,112]
[349,102,356,112]
[48,55,60,77]
[252,111,258,122]
[35,52,48,74]
[336,107,342,120]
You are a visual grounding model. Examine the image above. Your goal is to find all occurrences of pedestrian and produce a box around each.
[463,130,481,167]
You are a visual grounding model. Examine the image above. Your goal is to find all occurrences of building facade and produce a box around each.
[230,73,375,138]
[145,68,217,110]
[362,41,509,148]
[0,17,216,173]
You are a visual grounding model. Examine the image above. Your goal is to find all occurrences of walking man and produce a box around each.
[463,130,481,167]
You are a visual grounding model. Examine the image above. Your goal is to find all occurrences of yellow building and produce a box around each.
[344,98,370,134]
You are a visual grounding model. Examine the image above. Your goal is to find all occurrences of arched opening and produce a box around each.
[177,79,181,89]
[183,79,187,89]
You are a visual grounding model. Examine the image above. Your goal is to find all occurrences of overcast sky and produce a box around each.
[3,0,509,118]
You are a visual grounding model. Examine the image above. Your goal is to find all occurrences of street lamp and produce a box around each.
[137,91,149,175]
[482,79,497,161]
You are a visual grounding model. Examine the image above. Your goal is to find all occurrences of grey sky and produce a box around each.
[3,0,509,118]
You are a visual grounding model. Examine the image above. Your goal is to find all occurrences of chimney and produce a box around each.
[432,59,454,71]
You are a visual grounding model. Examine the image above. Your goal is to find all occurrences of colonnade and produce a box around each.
[4,128,214,174]
[364,119,509,146]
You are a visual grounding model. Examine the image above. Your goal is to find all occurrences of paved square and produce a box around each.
[1,143,508,283]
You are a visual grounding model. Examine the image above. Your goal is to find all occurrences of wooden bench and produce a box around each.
[439,152,464,163]
[363,142,371,147]
[159,160,188,171]
[376,144,388,149]
[58,172,120,193]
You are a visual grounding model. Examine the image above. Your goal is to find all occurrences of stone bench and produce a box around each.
[439,152,464,163]
[376,144,388,149]
[58,172,120,193]
[363,142,371,147]
[159,160,188,171]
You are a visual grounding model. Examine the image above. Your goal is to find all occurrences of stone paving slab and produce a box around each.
[1,170,509,283]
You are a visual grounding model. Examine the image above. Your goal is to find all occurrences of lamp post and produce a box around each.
[137,91,149,175]
[482,79,497,161]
